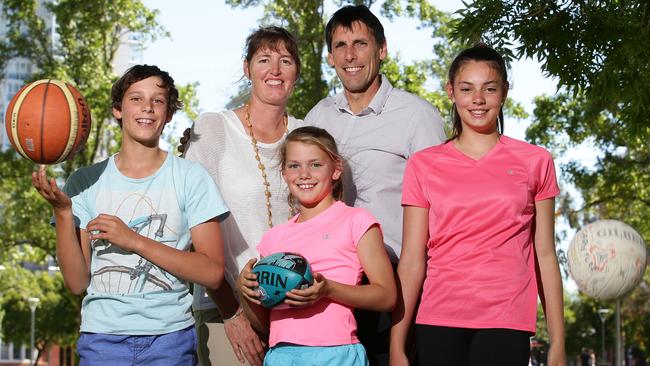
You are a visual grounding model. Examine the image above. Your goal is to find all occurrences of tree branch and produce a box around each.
[568,194,650,214]
[522,4,551,20]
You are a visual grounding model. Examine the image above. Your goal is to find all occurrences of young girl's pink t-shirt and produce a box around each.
[256,201,379,347]
[401,136,560,333]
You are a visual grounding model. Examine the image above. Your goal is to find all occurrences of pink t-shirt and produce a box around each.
[257,201,379,347]
[401,136,560,333]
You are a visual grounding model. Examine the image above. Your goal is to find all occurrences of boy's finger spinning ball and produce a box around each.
[252,252,314,308]
[5,79,92,164]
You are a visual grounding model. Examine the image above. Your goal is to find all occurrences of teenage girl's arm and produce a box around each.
[283,225,397,312]
[390,206,428,366]
[238,258,271,337]
[85,214,224,289]
[534,198,567,366]
[32,166,91,294]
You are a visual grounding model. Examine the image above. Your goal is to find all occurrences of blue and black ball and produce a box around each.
[252,252,314,308]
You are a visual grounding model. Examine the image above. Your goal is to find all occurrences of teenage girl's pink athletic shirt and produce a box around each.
[256,201,379,347]
[401,136,559,333]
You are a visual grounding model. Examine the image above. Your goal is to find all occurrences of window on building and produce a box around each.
[15,343,24,360]
[0,340,10,359]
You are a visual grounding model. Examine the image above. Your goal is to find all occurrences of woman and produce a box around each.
[183,26,301,366]
[390,44,566,366]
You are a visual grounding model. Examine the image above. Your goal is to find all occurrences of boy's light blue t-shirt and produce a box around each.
[62,153,228,335]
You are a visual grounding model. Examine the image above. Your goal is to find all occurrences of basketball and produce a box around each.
[252,252,314,308]
[4,79,92,164]
[568,220,647,300]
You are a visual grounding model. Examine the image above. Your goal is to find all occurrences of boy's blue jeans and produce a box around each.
[77,325,197,366]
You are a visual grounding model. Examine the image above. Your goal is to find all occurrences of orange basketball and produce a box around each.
[4,79,92,164]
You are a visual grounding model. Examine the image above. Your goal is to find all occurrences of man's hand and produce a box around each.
[224,313,266,366]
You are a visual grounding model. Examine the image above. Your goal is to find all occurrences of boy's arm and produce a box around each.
[33,167,91,294]
[87,215,225,289]
[54,210,92,294]
[534,198,567,366]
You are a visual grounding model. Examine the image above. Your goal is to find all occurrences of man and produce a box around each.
[304,5,446,366]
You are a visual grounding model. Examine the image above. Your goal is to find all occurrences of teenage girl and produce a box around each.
[390,44,566,366]
[239,126,397,366]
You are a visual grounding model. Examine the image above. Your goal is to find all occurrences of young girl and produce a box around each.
[239,126,397,366]
[390,44,566,366]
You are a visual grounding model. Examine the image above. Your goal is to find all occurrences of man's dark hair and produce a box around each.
[325,5,385,53]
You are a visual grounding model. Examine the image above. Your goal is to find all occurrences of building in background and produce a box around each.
[0,0,55,151]
[0,0,142,151]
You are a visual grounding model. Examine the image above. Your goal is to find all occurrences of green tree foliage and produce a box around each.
[454,1,649,135]
[537,292,605,361]
[1,0,167,174]
[453,0,650,357]
[0,264,79,365]
[0,151,57,256]
[561,291,650,362]
[534,290,650,362]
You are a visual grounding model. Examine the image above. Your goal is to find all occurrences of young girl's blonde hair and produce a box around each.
[280,126,344,207]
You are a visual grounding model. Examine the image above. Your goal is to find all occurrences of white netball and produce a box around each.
[568,220,647,300]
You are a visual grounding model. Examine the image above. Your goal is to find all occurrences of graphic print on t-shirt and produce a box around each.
[90,191,180,295]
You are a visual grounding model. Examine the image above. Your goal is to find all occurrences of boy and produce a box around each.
[32,65,228,365]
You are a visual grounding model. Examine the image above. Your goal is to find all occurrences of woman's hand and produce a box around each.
[283,272,328,307]
[239,258,262,305]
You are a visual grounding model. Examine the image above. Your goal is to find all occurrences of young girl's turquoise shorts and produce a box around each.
[264,342,368,366]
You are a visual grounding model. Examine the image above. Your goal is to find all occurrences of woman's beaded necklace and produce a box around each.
[244,103,288,228]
